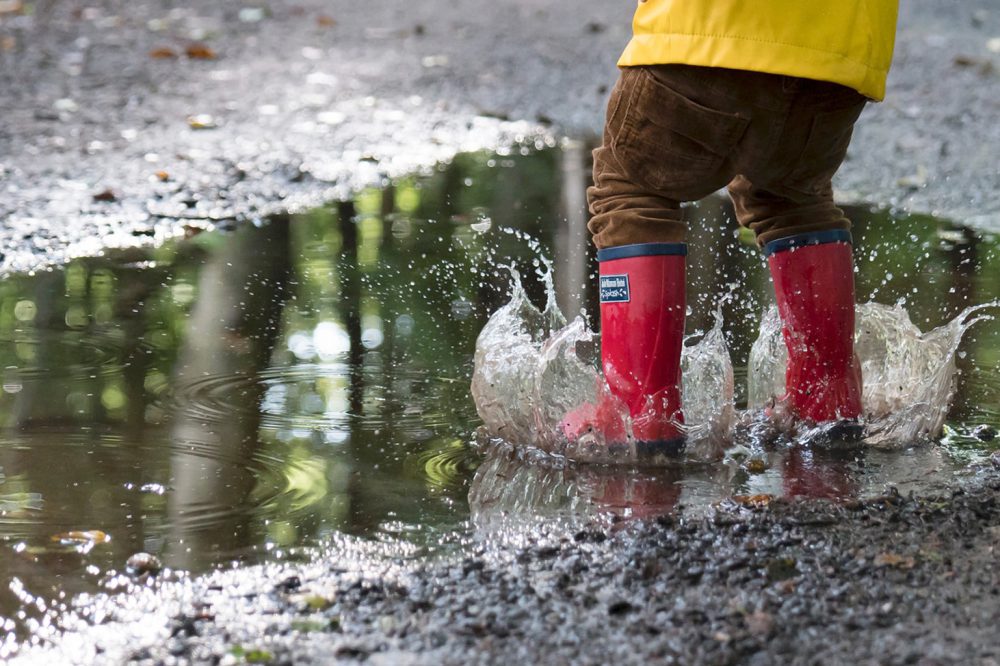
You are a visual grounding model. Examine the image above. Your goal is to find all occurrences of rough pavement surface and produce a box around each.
[1,1,999,275]
[4,1,1000,663]
[14,461,1000,665]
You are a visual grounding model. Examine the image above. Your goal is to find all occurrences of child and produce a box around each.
[570,1,900,453]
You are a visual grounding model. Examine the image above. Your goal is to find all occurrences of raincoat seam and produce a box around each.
[633,31,888,74]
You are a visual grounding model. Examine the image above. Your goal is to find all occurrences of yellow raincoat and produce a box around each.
[619,0,899,100]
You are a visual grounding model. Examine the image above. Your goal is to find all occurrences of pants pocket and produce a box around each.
[784,101,866,195]
[610,68,750,199]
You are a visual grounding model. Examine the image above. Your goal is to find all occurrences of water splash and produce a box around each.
[473,261,997,459]
[748,301,999,447]
[471,267,735,463]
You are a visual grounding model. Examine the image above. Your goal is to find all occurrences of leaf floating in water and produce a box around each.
[52,530,110,545]
[154,170,170,182]
[50,530,111,554]
[185,43,217,60]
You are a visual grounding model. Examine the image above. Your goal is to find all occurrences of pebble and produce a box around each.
[126,552,163,576]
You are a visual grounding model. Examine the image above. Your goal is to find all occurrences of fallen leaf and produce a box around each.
[316,15,336,27]
[52,530,111,545]
[765,557,798,581]
[1,35,16,51]
[154,170,170,182]
[732,493,773,508]
[874,552,915,569]
[745,611,774,636]
[92,188,118,202]
[186,114,217,129]
[149,46,178,59]
[185,43,217,59]
[0,0,23,16]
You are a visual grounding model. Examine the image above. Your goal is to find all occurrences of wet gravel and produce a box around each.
[13,460,1000,664]
[1,0,999,276]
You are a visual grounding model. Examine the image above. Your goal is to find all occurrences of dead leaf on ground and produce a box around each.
[186,114,217,129]
[185,43,217,60]
[149,46,178,59]
[874,552,916,569]
[93,188,118,202]
[745,611,774,636]
[154,170,170,182]
[317,15,336,27]
[0,0,23,16]
[1,35,16,51]
[731,493,773,508]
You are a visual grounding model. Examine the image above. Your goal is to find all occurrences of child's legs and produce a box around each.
[587,67,750,249]
[728,177,849,246]
[728,81,867,245]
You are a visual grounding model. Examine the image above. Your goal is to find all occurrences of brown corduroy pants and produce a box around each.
[588,65,868,249]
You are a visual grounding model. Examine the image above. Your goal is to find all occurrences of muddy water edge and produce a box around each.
[2,147,1000,658]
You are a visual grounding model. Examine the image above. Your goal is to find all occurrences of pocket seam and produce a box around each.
[785,103,864,188]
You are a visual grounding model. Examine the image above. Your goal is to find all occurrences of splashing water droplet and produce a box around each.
[471,266,735,463]
[748,300,999,447]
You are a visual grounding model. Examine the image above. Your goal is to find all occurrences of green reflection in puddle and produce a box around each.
[0,147,997,633]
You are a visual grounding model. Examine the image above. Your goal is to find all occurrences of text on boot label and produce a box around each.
[600,275,630,303]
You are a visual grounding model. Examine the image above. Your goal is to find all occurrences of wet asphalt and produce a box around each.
[4,0,1000,663]
[1,1,999,276]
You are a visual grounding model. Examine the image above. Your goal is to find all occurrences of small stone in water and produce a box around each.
[971,424,996,441]
[126,552,162,576]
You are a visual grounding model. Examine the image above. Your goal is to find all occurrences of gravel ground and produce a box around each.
[1,0,999,276]
[4,1,1000,663]
[12,457,1000,665]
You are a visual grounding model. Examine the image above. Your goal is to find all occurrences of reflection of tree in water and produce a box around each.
[167,218,292,570]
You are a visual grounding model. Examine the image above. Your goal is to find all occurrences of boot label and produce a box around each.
[599,274,630,303]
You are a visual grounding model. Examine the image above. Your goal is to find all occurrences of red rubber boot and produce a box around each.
[765,230,863,422]
[562,243,687,454]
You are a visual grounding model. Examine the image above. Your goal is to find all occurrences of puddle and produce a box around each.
[0,148,999,636]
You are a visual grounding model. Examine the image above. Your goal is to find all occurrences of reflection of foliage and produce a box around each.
[0,492,43,515]
[0,149,997,589]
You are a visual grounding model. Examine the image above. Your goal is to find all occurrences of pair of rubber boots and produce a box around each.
[562,230,862,454]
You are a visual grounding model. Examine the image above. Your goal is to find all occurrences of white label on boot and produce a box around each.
[599,275,630,303]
